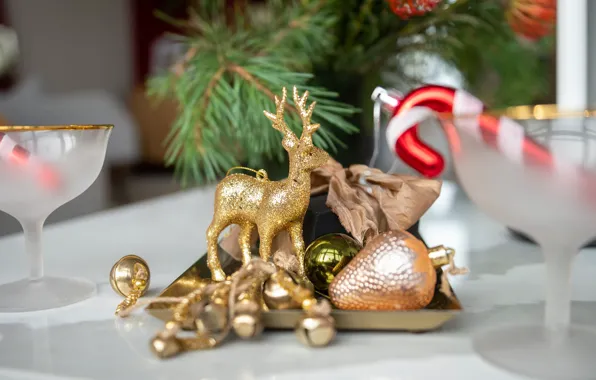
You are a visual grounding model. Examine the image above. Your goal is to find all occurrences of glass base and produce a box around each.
[0,277,96,312]
[508,228,596,248]
[474,324,596,380]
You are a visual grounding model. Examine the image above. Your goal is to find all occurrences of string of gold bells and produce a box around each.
[110,255,335,358]
[109,235,465,359]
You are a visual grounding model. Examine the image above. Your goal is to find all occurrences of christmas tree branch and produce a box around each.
[259,1,325,56]
[344,0,375,49]
[228,64,300,115]
[202,67,226,110]
[148,0,358,185]
[172,46,198,77]
[148,0,550,185]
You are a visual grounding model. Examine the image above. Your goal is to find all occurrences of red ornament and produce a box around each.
[506,0,556,41]
[387,0,441,19]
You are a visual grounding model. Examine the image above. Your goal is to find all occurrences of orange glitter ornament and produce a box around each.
[506,0,556,41]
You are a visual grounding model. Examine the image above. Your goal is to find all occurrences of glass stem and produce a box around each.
[21,219,45,281]
[542,243,575,338]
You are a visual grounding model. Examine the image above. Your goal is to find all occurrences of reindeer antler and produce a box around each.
[264,87,298,151]
[293,86,320,145]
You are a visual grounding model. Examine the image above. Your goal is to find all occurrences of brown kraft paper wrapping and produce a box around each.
[309,158,442,245]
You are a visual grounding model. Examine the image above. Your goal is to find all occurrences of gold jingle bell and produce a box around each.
[110,255,150,315]
[150,335,183,359]
[232,312,264,339]
[262,272,302,310]
[195,303,228,334]
[295,314,336,348]
[304,233,362,294]
[110,255,151,297]
[232,298,264,339]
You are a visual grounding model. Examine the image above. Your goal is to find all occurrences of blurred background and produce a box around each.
[0,0,589,236]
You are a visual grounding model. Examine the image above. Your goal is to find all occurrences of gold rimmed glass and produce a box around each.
[432,106,596,379]
[0,125,112,312]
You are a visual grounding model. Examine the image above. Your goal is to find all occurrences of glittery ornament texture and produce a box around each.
[206,86,329,281]
[387,0,441,19]
[329,230,436,310]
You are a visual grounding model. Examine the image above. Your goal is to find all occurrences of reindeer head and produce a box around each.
[264,87,329,172]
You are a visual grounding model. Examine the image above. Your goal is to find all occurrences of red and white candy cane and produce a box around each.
[0,132,61,189]
[381,84,572,180]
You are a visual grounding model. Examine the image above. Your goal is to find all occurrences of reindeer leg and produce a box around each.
[239,222,256,266]
[288,221,307,281]
[258,228,274,263]
[206,221,228,281]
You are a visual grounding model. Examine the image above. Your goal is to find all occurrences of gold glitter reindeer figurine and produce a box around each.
[207,86,329,282]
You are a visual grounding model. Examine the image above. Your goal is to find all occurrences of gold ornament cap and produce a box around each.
[110,255,150,297]
[428,245,468,275]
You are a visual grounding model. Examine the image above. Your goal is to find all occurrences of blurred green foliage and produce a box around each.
[149,0,552,185]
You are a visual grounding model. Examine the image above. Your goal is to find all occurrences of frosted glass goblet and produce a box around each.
[440,109,596,380]
[0,125,112,312]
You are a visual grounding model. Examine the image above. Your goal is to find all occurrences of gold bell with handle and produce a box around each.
[110,255,151,316]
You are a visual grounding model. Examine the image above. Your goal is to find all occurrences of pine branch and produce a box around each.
[171,46,198,77]
[257,1,325,57]
[148,0,551,186]
[344,0,375,49]
[148,0,357,186]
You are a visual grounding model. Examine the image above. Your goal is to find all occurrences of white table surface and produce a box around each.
[0,182,595,380]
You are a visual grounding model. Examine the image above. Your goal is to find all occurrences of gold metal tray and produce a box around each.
[146,247,462,332]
